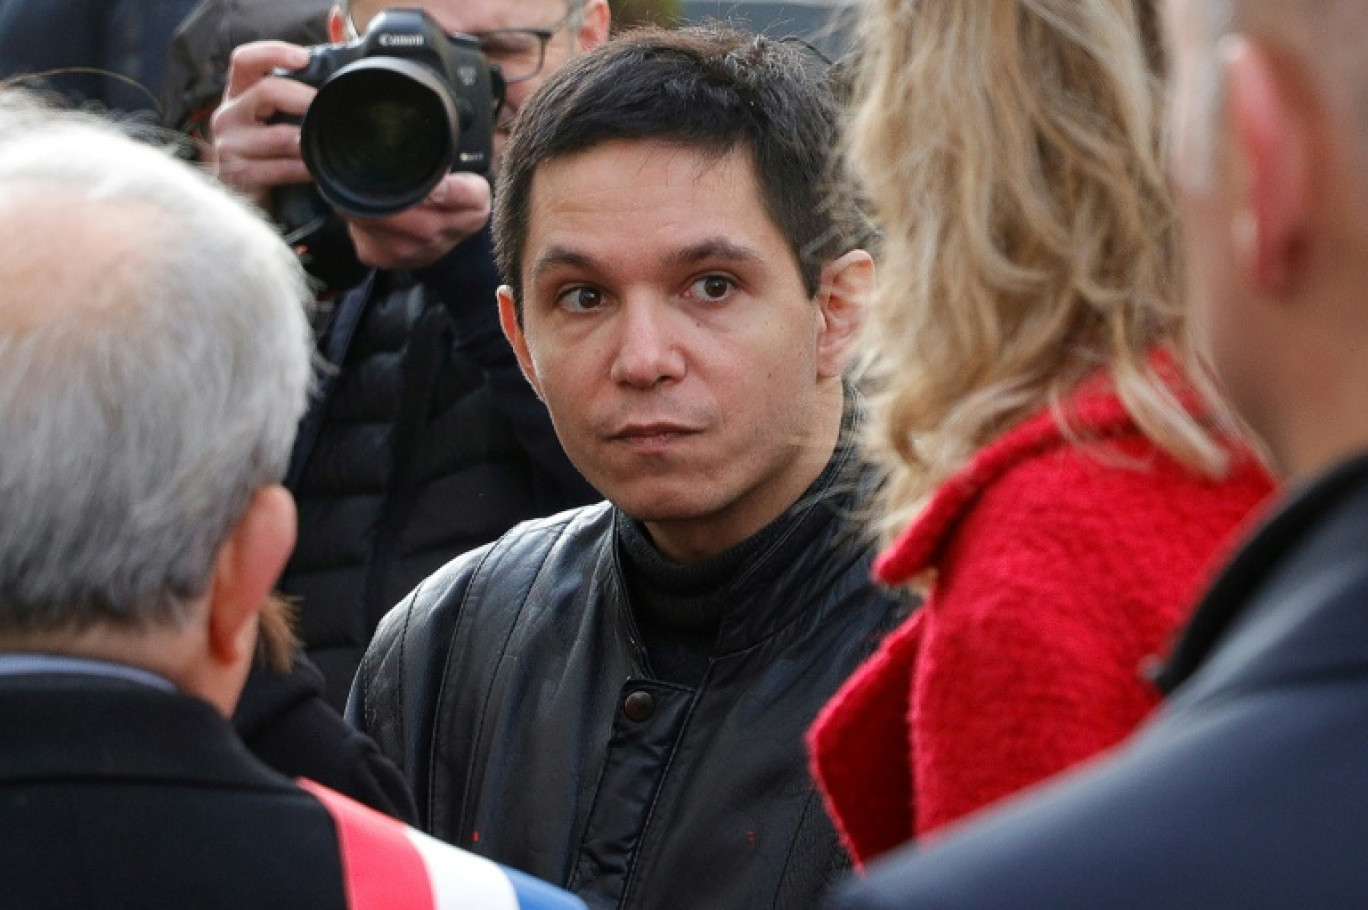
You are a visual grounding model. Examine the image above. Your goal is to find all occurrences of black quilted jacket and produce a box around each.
[279,229,597,708]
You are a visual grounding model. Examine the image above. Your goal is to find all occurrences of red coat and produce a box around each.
[808,382,1275,864]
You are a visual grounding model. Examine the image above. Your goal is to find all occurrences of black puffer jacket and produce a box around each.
[280,228,598,708]
[348,430,912,910]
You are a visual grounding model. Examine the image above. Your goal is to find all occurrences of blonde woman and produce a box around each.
[808,0,1274,862]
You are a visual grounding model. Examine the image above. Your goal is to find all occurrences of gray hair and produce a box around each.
[341,0,587,32]
[0,90,315,633]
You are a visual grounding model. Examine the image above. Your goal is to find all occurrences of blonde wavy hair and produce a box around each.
[851,0,1231,542]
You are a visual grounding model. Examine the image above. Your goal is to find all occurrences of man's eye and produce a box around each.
[482,42,524,61]
[556,286,604,312]
[690,275,735,301]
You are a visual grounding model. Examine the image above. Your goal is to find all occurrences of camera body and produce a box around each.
[279,7,503,218]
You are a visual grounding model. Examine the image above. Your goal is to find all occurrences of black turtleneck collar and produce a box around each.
[616,394,865,686]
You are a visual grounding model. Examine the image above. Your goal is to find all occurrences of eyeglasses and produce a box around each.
[470,11,577,84]
[345,11,576,85]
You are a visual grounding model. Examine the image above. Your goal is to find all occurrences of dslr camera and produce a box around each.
[278,7,505,218]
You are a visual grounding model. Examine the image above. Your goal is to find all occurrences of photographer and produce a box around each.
[210,0,609,709]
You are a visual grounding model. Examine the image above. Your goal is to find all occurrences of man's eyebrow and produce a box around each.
[667,238,765,268]
[527,237,766,284]
[528,245,596,283]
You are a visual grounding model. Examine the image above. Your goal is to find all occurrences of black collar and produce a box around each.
[1155,453,1368,694]
[0,673,290,792]
[610,393,881,656]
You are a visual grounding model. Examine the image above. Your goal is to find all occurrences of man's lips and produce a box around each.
[609,422,701,452]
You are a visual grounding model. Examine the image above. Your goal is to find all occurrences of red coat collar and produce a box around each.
[875,378,1175,587]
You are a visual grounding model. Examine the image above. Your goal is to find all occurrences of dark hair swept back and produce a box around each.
[492,23,872,317]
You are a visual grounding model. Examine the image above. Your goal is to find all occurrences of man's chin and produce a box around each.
[609,491,717,527]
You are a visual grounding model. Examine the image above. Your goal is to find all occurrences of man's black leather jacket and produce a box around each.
[349,440,911,909]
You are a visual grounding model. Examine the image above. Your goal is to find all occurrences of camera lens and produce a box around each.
[301,58,460,217]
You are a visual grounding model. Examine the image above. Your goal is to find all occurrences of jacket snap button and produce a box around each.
[622,690,655,722]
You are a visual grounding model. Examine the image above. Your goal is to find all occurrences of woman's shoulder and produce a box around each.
[875,390,1273,587]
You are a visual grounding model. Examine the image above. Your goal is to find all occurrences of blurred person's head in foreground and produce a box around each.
[0,87,313,713]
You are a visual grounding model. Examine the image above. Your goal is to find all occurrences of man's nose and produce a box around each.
[608,299,687,389]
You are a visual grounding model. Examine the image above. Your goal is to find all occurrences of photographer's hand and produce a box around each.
[343,173,493,271]
[212,41,316,208]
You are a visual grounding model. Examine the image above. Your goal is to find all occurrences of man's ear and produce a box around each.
[328,6,348,43]
[575,0,612,52]
[206,485,297,670]
[814,250,875,380]
[498,285,545,398]
[1222,36,1313,296]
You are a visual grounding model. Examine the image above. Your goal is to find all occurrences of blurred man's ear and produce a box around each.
[814,250,875,380]
[201,485,298,712]
[498,285,546,399]
[1222,36,1313,297]
[575,0,612,52]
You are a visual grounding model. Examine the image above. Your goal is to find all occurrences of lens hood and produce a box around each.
[300,56,460,218]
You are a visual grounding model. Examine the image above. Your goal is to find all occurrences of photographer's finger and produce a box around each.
[255,77,316,124]
[223,157,312,195]
[217,158,311,205]
[218,119,303,163]
[383,203,490,250]
[224,41,312,100]
[346,214,482,270]
[215,101,300,146]
[425,173,492,212]
[214,79,315,136]
[346,224,437,271]
[215,126,309,196]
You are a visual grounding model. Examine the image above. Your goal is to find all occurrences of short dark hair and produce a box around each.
[493,24,871,317]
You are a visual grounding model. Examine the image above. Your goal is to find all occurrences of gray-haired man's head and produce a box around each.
[0,90,314,636]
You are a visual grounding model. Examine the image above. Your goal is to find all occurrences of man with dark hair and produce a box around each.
[824,1,1368,908]
[350,25,909,910]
